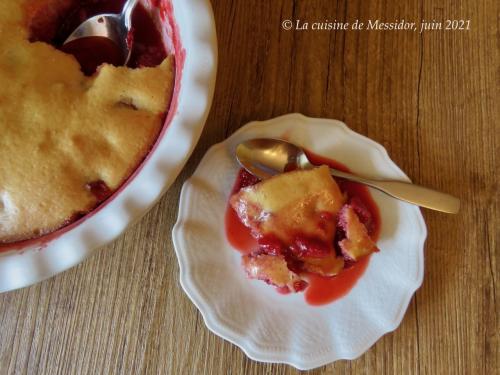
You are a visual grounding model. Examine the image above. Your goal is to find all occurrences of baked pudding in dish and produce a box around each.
[228,163,379,300]
[0,0,175,243]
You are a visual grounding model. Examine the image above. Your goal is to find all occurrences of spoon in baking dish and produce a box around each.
[235,138,460,214]
[62,0,138,68]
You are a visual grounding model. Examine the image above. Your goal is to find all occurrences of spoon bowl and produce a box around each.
[63,0,138,66]
[236,138,460,214]
[235,138,309,178]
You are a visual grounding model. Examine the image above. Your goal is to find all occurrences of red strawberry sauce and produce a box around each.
[225,151,381,306]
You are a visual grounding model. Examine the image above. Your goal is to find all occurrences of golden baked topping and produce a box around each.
[0,1,174,243]
[230,165,345,245]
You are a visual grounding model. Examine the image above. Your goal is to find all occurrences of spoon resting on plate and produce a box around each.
[62,0,138,72]
[235,138,460,214]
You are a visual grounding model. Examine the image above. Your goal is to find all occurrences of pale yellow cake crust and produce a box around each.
[230,166,346,245]
[0,1,174,242]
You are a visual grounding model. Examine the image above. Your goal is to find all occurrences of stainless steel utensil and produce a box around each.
[63,0,138,65]
[235,138,460,214]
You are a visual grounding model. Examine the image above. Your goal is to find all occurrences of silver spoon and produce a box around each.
[63,0,139,65]
[235,138,460,214]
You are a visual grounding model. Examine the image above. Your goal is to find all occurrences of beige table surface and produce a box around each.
[1,0,498,374]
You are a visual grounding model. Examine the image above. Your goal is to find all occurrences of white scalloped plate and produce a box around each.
[0,0,217,292]
[173,114,427,370]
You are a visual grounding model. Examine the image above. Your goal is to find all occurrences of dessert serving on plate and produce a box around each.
[173,115,426,369]
[227,158,380,304]
[0,0,175,244]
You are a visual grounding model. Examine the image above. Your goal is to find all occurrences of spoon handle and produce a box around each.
[329,169,460,214]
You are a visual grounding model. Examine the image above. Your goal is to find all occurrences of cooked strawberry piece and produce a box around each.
[85,180,112,202]
[257,235,285,256]
[290,235,332,258]
[242,254,307,292]
[338,205,378,261]
[292,280,308,292]
[234,169,261,191]
[283,255,303,275]
[349,196,374,234]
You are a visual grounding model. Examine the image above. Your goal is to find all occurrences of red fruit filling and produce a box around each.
[290,235,332,258]
[85,180,112,202]
[226,156,381,303]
